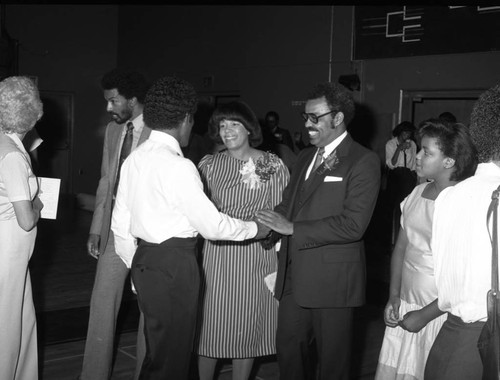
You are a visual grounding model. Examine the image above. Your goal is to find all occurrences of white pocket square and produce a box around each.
[324,176,343,182]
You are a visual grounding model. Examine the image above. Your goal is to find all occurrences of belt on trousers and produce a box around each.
[138,236,198,248]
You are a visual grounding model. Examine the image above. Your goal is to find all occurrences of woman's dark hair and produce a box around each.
[438,111,457,125]
[419,120,478,181]
[208,101,263,147]
[392,121,415,138]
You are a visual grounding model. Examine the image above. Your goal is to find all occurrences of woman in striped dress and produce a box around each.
[196,101,290,380]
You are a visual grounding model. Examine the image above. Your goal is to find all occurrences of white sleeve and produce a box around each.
[385,139,397,169]
[173,162,257,241]
[111,160,137,268]
[0,152,33,202]
[408,141,417,171]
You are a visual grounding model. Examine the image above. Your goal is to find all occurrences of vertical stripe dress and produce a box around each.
[196,151,289,358]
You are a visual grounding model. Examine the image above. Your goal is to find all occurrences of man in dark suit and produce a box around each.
[257,82,381,380]
[80,69,150,380]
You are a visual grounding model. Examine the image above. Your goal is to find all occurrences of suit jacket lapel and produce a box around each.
[109,122,124,177]
[287,149,316,219]
[138,126,151,145]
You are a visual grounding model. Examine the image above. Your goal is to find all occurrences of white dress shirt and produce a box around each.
[385,137,417,170]
[432,162,500,322]
[111,130,258,267]
[305,131,347,180]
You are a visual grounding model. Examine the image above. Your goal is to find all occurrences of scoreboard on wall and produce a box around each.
[353,6,500,60]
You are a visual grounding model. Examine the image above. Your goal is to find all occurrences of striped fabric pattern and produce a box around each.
[195,152,289,358]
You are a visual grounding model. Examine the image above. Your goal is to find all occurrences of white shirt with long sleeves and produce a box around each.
[385,137,417,170]
[111,130,258,267]
[432,162,500,322]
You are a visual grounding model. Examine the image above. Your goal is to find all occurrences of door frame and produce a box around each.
[398,88,485,124]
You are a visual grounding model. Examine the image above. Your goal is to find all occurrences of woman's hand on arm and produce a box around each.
[12,197,43,231]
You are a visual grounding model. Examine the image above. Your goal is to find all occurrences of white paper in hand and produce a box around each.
[264,272,277,296]
[37,177,61,219]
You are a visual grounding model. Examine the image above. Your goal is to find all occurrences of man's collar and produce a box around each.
[322,130,348,157]
[149,130,183,157]
[128,113,144,130]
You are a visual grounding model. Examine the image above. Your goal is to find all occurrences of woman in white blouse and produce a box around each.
[0,76,44,380]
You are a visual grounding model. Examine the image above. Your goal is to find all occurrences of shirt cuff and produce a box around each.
[248,221,258,238]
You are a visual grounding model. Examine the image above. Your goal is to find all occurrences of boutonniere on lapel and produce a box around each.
[240,153,280,190]
[315,150,340,175]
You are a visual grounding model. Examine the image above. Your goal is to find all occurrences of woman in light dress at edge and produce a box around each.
[0,76,44,380]
[375,120,478,380]
[195,101,290,380]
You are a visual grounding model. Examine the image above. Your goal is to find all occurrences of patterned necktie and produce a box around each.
[114,122,134,196]
[312,147,325,173]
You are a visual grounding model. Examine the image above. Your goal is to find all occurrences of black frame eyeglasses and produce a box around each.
[301,110,337,124]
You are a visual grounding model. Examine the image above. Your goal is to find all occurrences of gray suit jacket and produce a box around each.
[89,120,151,253]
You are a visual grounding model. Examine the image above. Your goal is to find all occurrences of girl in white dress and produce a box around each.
[375,120,478,380]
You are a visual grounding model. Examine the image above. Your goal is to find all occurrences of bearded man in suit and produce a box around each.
[80,69,150,380]
[257,82,381,380]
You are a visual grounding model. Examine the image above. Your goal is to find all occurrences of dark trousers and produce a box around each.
[132,237,199,380]
[424,313,484,380]
[276,272,353,380]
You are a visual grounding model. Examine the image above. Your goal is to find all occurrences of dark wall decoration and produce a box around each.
[354,6,500,60]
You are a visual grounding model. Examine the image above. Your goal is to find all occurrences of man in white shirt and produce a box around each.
[425,84,500,380]
[111,76,268,379]
[385,121,417,244]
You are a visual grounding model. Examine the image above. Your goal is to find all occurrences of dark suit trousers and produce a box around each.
[277,270,353,380]
[424,314,484,380]
[132,237,199,380]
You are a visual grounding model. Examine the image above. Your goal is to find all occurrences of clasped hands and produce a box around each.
[252,210,293,240]
[398,140,411,151]
[384,296,427,333]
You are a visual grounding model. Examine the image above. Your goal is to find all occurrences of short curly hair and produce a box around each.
[143,76,197,130]
[307,82,355,126]
[470,84,500,163]
[0,76,43,134]
[208,101,263,147]
[419,120,478,182]
[392,121,415,138]
[101,68,150,104]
